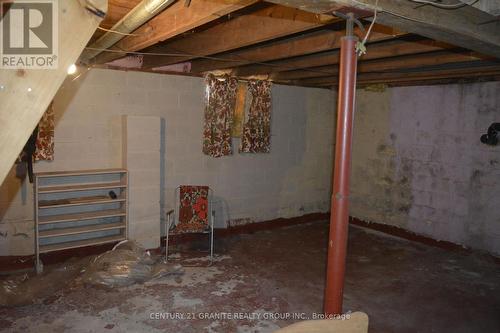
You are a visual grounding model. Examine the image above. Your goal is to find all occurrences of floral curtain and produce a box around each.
[15,102,54,182]
[203,74,238,157]
[177,185,209,233]
[34,101,55,161]
[240,80,272,153]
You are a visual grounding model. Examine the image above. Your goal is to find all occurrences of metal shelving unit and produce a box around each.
[34,169,128,273]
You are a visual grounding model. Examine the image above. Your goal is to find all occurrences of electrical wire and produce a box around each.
[83,47,340,76]
[97,27,142,37]
[349,0,424,23]
[409,0,479,9]
[84,0,106,18]
[355,0,379,56]
[362,0,378,45]
[350,0,474,25]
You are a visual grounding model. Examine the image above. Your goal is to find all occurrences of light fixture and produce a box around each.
[67,64,77,75]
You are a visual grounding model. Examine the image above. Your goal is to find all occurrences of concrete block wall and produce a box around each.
[122,115,162,249]
[351,82,500,256]
[0,68,335,256]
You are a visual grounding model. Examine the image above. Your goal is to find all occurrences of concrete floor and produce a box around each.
[1,221,499,332]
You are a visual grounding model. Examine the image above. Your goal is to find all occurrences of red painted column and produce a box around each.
[324,35,358,315]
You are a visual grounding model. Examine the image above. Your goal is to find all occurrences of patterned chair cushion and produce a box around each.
[175,185,210,233]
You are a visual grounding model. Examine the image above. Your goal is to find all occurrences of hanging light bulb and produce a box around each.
[67,64,77,75]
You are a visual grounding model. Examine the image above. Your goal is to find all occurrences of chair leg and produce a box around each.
[166,217,170,262]
[210,210,215,263]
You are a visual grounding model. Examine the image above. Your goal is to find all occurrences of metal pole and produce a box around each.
[324,30,358,315]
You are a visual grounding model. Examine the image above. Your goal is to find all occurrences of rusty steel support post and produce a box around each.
[324,30,359,315]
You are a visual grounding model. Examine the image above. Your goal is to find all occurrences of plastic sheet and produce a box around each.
[81,240,183,288]
[0,241,183,306]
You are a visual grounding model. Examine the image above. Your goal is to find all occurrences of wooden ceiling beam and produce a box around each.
[93,0,259,64]
[271,50,489,80]
[267,0,500,59]
[291,62,500,86]
[235,37,452,77]
[141,4,339,69]
[189,24,403,73]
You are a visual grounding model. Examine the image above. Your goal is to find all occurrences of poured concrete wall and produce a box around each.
[351,82,500,256]
[0,68,335,256]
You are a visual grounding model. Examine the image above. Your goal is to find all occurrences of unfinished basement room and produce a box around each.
[1,0,499,332]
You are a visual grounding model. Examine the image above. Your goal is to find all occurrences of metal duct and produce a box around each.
[81,0,176,63]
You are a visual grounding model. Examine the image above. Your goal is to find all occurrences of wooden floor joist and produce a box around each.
[292,62,500,86]
[189,24,404,74]
[272,50,489,81]
[234,36,454,77]
[80,0,500,87]
[0,0,106,185]
[141,4,339,69]
[267,0,500,59]
[93,0,260,64]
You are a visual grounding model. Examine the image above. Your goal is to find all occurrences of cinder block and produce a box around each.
[128,217,161,249]
[125,151,161,171]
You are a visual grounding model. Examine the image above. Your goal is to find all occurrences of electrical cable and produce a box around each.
[84,0,106,18]
[409,0,479,9]
[83,47,340,76]
[350,0,474,24]
[97,27,142,37]
[355,0,379,56]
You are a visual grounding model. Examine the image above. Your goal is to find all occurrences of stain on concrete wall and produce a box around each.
[351,82,500,256]
[350,89,413,228]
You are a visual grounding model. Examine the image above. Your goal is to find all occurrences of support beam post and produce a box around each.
[324,31,358,315]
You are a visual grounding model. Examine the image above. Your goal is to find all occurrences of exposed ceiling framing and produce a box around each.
[81,0,500,88]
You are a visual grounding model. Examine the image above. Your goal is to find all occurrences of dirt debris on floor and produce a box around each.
[0,221,499,333]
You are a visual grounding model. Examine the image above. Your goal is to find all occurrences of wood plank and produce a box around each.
[39,197,126,209]
[36,168,127,177]
[39,209,126,224]
[0,0,106,185]
[93,0,260,64]
[263,0,350,14]
[39,221,125,238]
[141,4,339,69]
[272,50,487,80]
[354,70,500,86]
[267,0,500,58]
[38,221,127,238]
[39,234,125,253]
[292,62,500,86]
[39,181,127,193]
[234,37,453,77]
[364,75,500,88]
[189,24,405,74]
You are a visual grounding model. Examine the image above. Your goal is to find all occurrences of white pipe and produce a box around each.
[81,0,176,63]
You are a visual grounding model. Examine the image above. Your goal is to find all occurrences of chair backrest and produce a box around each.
[175,185,210,233]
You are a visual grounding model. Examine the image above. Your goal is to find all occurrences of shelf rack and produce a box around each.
[34,169,128,273]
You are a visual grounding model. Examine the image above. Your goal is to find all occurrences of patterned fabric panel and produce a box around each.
[34,102,55,161]
[203,74,238,157]
[177,185,210,233]
[240,80,272,153]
